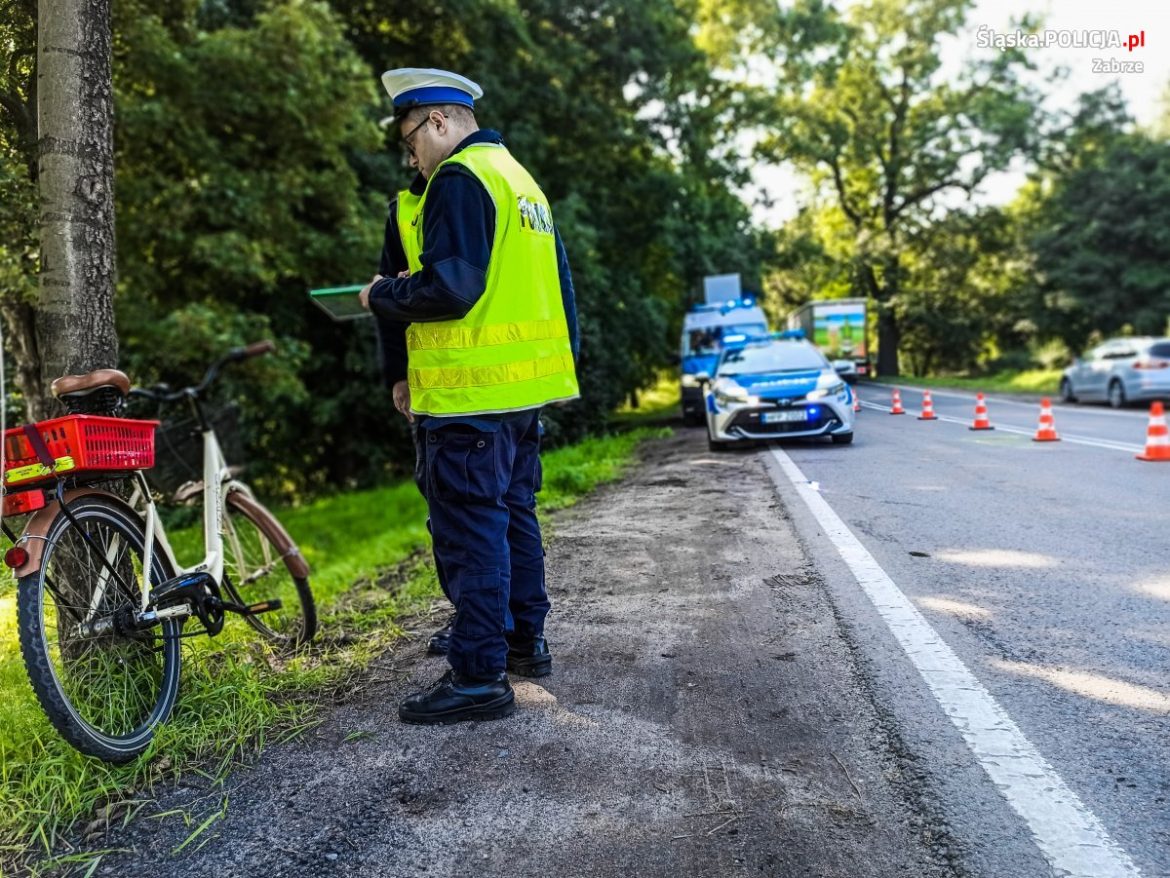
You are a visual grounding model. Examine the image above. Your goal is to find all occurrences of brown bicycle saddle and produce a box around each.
[50,369,132,399]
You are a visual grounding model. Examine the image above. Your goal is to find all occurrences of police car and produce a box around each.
[704,334,855,450]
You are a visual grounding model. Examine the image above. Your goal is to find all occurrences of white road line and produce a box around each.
[858,402,1145,454]
[766,446,1143,878]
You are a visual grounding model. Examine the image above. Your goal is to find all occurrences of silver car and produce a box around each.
[1060,337,1170,408]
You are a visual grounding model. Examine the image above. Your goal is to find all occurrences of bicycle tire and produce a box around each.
[221,491,316,647]
[17,494,181,763]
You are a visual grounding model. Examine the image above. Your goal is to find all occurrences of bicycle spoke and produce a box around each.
[221,499,313,645]
[40,512,165,738]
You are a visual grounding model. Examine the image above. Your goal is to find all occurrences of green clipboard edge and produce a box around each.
[310,284,371,321]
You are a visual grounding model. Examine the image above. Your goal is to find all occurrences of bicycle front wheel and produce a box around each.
[17,494,181,763]
[221,491,316,647]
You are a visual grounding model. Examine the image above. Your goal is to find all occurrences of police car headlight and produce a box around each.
[806,382,846,401]
[714,387,759,407]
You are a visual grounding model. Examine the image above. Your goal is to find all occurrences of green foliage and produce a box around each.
[109,0,403,498]
[896,207,1034,375]
[1022,91,1170,351]
[0,0,37,306]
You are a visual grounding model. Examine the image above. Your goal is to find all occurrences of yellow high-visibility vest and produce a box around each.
[395,188,421,252]
[400,142,579,416]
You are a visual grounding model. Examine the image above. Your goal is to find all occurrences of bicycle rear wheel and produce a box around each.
[17,494,181,763]
[221,491,316,647]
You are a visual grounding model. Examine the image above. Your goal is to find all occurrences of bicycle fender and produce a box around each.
[12,488,144,579]
[225,491,311,579]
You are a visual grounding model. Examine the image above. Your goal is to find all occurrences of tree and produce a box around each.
[32,0,120,418]
[702,0,1040,375]
[0,0,41,415]
[1024,133,1170,351]
[895,207,1031,374]
[762,202,854,320]
[110,0,387,498]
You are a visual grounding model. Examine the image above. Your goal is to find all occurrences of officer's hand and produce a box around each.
[397,270,410,278]
[392,380,414,423]
[359,274,384,311]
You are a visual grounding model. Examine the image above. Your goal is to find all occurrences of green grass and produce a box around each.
[612,370,681,426]
[870,369,1062,395]
[0,425,668,876]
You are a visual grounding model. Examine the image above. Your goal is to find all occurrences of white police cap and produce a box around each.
[381,68,483,117]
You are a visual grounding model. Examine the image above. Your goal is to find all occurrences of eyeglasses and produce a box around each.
[400,112,445,158]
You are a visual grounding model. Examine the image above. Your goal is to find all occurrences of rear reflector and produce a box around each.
[2,491,46,517]
[4,546,29,569]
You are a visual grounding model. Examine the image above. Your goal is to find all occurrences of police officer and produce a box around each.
[360,68,580,724]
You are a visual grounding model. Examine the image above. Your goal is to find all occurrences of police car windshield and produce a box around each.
[718,343,828,376]
[685,323,768,356]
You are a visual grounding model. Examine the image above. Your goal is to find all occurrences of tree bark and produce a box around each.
[876,304,900,377]
[34,0,118,420]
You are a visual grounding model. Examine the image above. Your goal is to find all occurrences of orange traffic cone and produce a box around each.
[918,390,938,421]
[890,388,906,415]
[853,389,861,413]
[1136,402,1170,461]
[969,393,994,431]
[1032,398,1060,442]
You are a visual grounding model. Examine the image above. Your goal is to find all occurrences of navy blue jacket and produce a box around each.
[371,130,579,388]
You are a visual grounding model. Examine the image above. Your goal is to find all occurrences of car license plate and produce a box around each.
[762,410,808,424]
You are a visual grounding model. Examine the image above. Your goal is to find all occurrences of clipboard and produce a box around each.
[309,285,370,321]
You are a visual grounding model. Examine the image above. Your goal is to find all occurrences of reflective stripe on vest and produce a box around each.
[401,143,579,416]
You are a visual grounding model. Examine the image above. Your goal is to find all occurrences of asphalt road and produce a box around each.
[771,384,1170,877]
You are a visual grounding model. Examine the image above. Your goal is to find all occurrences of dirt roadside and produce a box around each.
[76,430,961,878]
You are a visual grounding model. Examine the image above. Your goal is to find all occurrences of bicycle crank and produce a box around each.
[150,571,226,636]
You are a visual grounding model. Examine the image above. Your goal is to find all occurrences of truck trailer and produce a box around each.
[786,298,869,382]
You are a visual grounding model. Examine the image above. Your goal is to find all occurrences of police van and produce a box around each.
[680,298,768,425]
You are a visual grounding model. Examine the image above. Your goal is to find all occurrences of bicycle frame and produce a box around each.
[122,400,254,624]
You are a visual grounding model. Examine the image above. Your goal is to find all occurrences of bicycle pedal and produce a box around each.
[243,599,283,616]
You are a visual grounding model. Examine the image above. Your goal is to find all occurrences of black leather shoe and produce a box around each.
[427,613,455,655]
[398,670,515,725]
[506,634,552,678]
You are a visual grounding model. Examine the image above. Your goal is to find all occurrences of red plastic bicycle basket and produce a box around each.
[3,415,159,488]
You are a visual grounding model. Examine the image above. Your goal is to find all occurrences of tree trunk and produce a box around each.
[34,0,118,421]
[876,304,900,377]
[874,254,901,378]
[856,257,901,378]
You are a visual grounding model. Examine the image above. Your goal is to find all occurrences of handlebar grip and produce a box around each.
[244,340,276,358]
[238,340,276,360]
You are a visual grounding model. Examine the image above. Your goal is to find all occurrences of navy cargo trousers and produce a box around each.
[417,408,549,677]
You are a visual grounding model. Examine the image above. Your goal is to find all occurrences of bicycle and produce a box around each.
[1,342,316,763]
